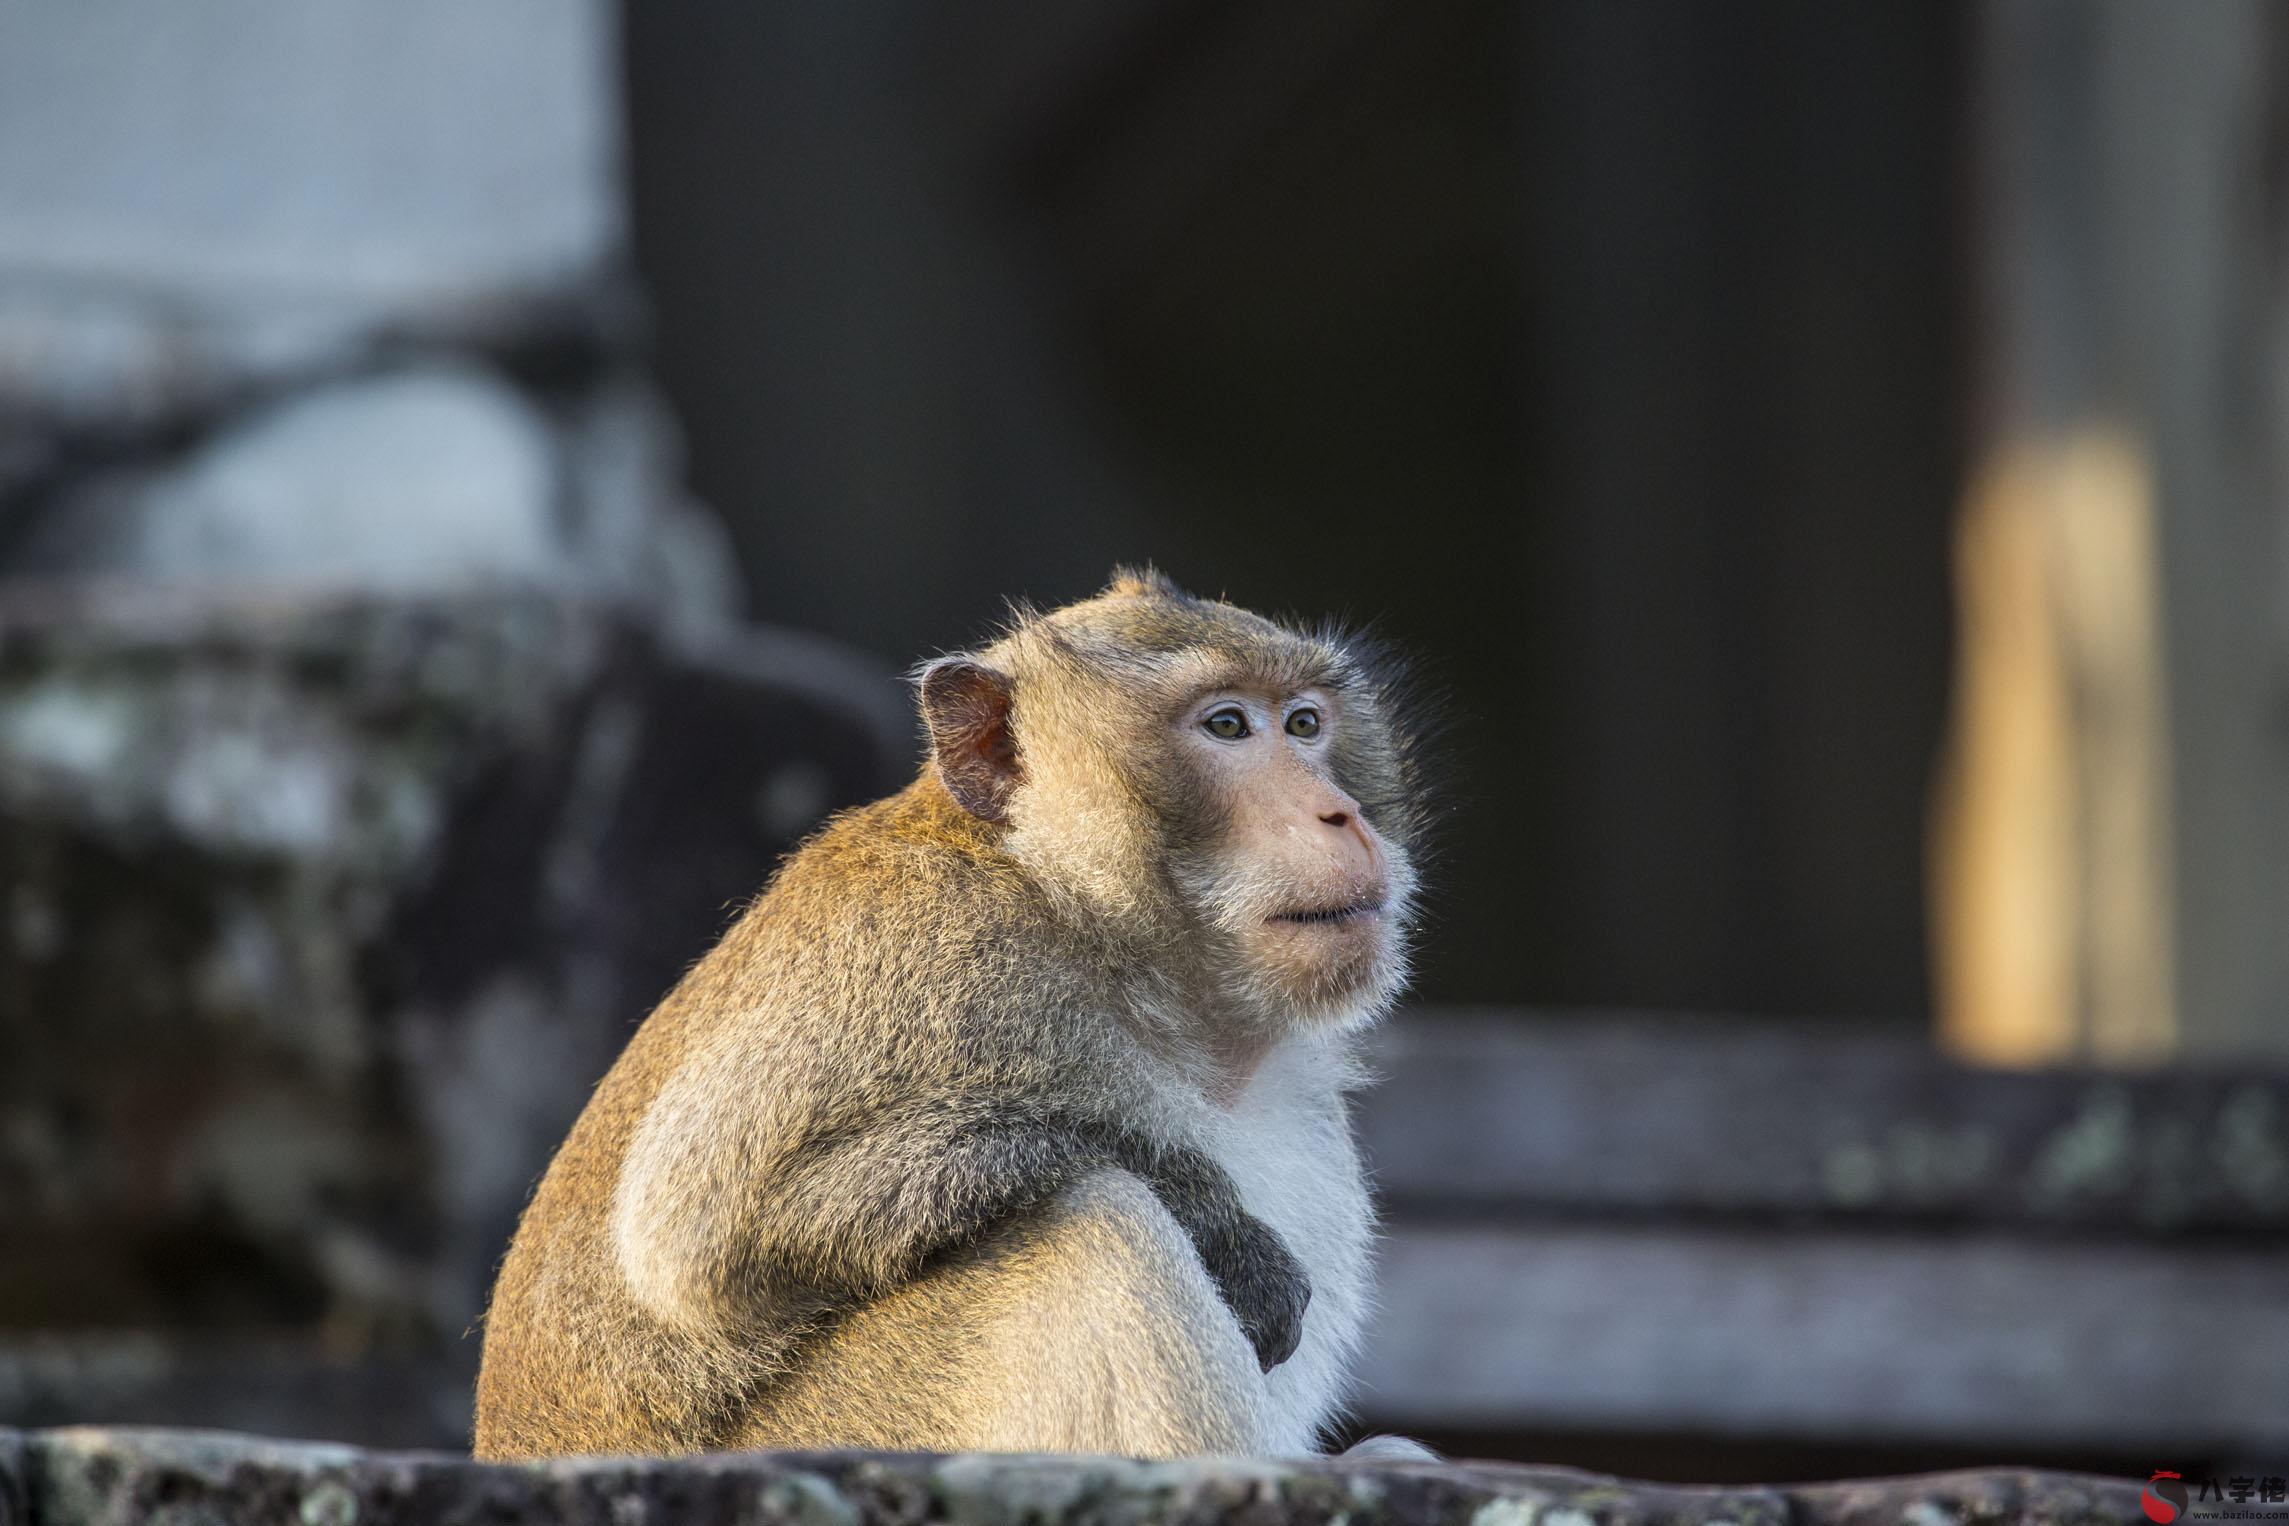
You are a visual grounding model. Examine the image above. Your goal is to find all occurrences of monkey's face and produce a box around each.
[921,571,1425,1033]
[1167,683,1417,1027]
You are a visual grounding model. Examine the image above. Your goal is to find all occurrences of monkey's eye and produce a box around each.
[1202,706,1251,740]
[1284,707,1321,739]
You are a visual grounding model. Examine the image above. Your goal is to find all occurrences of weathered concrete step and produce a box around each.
[1360,1012,2289,1234]
[0,1426,2140,1526]
[1364,1223,2289,1454]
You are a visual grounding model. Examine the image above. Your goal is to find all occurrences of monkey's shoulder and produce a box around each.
[680,781,1095,1048]
[752,783,1053,947]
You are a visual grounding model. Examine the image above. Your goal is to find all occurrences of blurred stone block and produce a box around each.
[0,590,908,1443]
[0,0,629,443]
[1365,1223,2289,1455]
[0,2,619,312]
[0,1,733,630]
[1355,1011,2289,1462]
[11,369,563,593]
[0,1339,465,1454]
[1362,1012,2289,1232]
[0,0,811,1452]
[2,351,739,622]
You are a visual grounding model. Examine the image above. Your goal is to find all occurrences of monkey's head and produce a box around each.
[917,568,1429,1032]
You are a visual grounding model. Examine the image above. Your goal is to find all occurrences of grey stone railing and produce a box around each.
[0,1427,2142,1526]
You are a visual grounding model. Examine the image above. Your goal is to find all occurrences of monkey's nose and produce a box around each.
[1310,796,1381,872]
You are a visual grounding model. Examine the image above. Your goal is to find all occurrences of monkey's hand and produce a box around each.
[1214,1209,1312,1373]
[1114,1138,1313,1372]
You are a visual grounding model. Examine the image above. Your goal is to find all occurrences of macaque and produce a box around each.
[475,570,1432,1461]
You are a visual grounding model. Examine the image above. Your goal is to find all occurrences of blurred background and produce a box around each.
[1,0,2283,1486]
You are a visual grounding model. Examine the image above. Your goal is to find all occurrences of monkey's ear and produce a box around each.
[918,658,1022,822]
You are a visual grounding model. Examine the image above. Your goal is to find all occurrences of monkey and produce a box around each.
[473,569,1437,1462]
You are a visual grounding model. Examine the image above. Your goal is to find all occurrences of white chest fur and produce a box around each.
[1195,1034,1375,1453]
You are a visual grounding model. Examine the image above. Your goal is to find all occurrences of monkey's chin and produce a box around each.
[1244,909,1408,1029]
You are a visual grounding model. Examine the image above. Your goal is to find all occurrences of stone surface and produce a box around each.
[0,1343,465,1459]
[0,590,908,1443]
[1363,1013,2289,1231]
[1353,1014,2289,1460]
[0,263,636,439]
[12,369,564,593]
[0,0,719,630]
[4,358,736,621]
[0,1427,2145,1526]
[552,378,747,630]
[0,3,620,314]
[1365,1223,2289,1454]
[0,0,849,1461]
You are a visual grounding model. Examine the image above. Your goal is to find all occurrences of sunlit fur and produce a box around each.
[473,570,1431,1461]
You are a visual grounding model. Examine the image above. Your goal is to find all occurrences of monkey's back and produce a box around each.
[472,781,1118,1459]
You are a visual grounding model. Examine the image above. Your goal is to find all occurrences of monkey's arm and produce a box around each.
[621,1096,1307,1372]
[1118,1138,1312,1372]
[770,1110,1307,1372]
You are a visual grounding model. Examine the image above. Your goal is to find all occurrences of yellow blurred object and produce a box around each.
[1932,429,2176,1067]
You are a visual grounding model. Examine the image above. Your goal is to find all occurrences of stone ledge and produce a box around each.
[0,1427,2141,1526]
[1362,1012,2289,1234]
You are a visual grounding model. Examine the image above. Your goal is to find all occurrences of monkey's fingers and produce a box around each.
[1236,1264,1311,1372]
[1244,1302,1304,1372]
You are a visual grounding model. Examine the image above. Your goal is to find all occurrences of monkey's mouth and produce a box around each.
[1268,899,1385,927]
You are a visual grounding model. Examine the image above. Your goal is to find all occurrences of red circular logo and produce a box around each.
[2144,1472,2188,1524]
